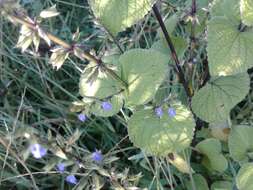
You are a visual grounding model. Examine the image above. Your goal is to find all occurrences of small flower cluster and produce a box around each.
[154,106,176,118]
[77,101,112,122]
[29,143,103,185]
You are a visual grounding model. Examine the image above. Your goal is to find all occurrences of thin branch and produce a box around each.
[152,4,192,98]
[9,14,128,88]
[106,30,124,54]
[189,0,197,63]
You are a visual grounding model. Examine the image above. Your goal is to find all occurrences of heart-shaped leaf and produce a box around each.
[208,0,253,76]
[89,0,156,36]
[120,49,168,106]
[128,101,195,156]
[228,125,253,162]
[191,73,250,123]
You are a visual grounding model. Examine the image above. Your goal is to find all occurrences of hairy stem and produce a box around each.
[9,14,128,88]
[152,4,192,98]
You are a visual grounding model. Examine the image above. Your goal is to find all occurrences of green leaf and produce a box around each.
[241,0,253,26]
[236,163,253,190]
[120,49,168,106]
[186,174,209,190]
[228,125,253,162]
[211,181,233,190]
[211,0,240,24]
[79,63,121,99]
[89,0,156,36]
[157,14,178,38]
[208,0,253,76]
[196,138,228,172]
[128,101,195,156]
[90,95,123,117]
[152,36,187,64]
[191,73,250,123]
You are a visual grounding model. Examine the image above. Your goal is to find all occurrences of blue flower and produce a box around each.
[168,107,176,117]
[101,101,112,111]
[29,144,47,159]
[66,175,77,185]
[155,107,163,118]
[91,150,103,163]
[78,113,86,122]
[56,163,65,173]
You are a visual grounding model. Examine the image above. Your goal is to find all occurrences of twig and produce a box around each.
[106,30,124,54]
[189,0,197,63]
[152,4,192,98]
[8,14,128,88]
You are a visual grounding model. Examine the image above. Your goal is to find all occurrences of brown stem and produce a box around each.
[189,0,197,62]
[152,4,192,98]
[10,15,99,63]
[9,14,128,88]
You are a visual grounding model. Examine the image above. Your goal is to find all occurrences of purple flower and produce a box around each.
[78,113,86,122]
[168,107,176,117]
[56,163,65,173]
[29,144,47,159]
[101,101,112,111]
[193,58,197,64]
[155,107,163,117]
[91,150,103,163]
[66,175,77,185]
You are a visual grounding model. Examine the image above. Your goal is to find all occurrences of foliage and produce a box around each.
[1,0,253,189]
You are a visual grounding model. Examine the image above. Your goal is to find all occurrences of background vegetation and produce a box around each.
[1,0,253,189]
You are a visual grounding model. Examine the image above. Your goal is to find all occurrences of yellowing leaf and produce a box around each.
[209,120,230,142]
[49,47,69,70]
[40,5,60,18]
[16,25,34,52]
[167,153,194,174]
